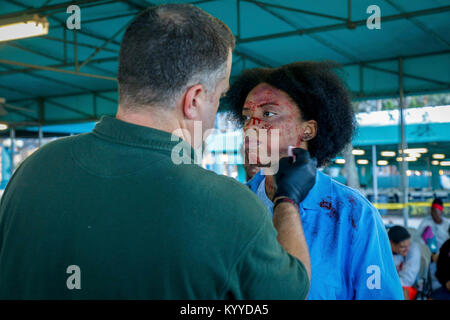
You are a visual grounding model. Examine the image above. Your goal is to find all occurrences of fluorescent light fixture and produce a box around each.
[0,14,49,42]
[335,159,346,164]
[381,151,396,157]
[357,159,369,165]
[397,156,417,162]
[406,152,421,158]
[404,148,428,154]
[352,149,365,156]
[433,154,445,159]
[377,160,388,166]
[432,160,439,165]
[441,161,450,166]
[0,123,7,130]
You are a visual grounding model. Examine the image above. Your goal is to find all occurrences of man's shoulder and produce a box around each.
[25,134,85,160]
[14,135,84,172]
[179,165,262,204]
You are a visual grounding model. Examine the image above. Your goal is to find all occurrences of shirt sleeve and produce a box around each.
[417,218,430,239]
[397,242,421,287]
[350,203,404,300]
[227,216,310,300]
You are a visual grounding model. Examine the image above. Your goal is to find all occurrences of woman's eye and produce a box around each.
[263,111,276,117]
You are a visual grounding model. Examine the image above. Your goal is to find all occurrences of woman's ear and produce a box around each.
[302,120,318,141]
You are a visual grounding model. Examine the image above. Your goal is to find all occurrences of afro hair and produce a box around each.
[224,61,356,167]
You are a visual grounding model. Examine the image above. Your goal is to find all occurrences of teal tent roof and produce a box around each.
[0,0,449,126]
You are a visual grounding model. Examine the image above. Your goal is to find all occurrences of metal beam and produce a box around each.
[6,43,62,63]
[237,0,241,40]
[0,64,117,106]
[233,49,274,68]
[238,5,450,43]
[4,42,115,76]
[78,19,132,70]
[8,89,117,104]
[0,57,118,76]
[0,0,113,20]
[6,116,101,127]
[398,57,409,227]
[254,0,445,92]
[243,0,347,22]
[252,1,360,63]
[0,83,35,97]
[362,64,449,87]
[3,0,123,48]
[0,59,117,81]
[51,11,137,27]
[343,49,450,66]
[384,0,450,49]
[46,99,93,118]
[42,35,119,53]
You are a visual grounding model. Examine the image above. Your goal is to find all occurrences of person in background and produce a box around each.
[388,226,421,300]
[430,239,450,300]
[225,62,403,300]
[418,198,450,252]
[417,198,450,291]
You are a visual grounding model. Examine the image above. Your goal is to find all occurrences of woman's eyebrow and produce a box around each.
[258,102,279,108]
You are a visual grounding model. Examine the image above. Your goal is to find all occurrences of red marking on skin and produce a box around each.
[296,128,306,147]
[251,117,263,125]
[261,123,273,131]
[319,200,338,219]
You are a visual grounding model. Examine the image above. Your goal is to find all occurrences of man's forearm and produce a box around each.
[273,201,311,280]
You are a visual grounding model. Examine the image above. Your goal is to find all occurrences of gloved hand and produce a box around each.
[274,148,317,204]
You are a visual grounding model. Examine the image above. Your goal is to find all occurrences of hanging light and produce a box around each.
[0,14,49,42]
[381,151,396,157]
[357,159,369,165]
[352,149,365,156]
[404,148,428,154]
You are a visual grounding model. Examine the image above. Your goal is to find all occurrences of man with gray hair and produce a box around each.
[0,4,315,299]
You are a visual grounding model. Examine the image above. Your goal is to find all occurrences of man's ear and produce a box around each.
[182,84,205,120]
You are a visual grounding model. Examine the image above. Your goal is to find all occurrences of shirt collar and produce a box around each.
[92,116,196,162]
[301,170,333,210]
[247,168,333,210]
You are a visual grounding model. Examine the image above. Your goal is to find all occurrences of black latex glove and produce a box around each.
[274,148,317,204]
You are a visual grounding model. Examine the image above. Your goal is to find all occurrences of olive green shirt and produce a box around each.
[0,116,308,299]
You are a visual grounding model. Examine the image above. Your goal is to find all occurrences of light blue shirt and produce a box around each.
[247,170,404,300]
[392,241,421,287]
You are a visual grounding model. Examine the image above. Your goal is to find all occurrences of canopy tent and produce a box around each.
[0,0,448,126]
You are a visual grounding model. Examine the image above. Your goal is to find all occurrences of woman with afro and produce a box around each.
[225,61,403,300]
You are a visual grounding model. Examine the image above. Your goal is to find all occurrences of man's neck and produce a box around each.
[116,107,191,144]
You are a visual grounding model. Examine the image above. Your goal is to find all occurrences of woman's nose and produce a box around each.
[244,117,263,130]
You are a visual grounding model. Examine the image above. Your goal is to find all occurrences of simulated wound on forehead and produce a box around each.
[245,84,292,111]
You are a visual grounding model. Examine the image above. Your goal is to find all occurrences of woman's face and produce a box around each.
[242,83,307,165]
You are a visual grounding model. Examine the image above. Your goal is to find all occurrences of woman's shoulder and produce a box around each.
[326,173,376,211]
